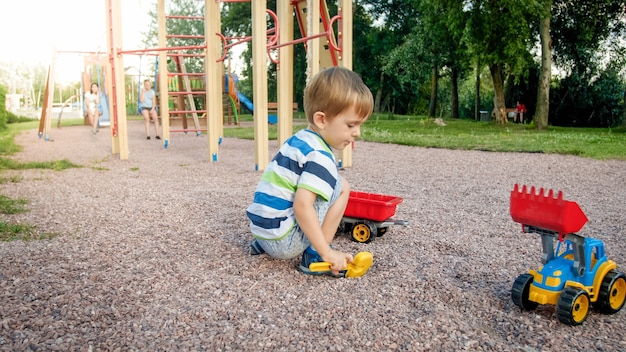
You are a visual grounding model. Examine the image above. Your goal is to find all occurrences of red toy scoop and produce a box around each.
[510,184,588,235]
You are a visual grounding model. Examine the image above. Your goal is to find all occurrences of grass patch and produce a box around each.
[222,114,626,160]
[0,195,28,214]
[0,222,59,242]
[0,118,83,242]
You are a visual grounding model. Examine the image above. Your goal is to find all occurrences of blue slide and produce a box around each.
[236,91,278,124]
[98,92,111,126]
[237,91,254,113]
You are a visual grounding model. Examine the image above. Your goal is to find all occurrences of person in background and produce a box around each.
[246,67,374,277]
[140,79,161,140]
[85,83,100,134]
[515,101,527,124]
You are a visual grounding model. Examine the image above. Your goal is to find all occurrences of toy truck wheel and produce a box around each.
[595,271,626,314]
[556,287,590,325]
[351,221,377,243]
[511,274,539,311]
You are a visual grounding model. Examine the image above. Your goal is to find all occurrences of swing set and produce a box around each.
[38,51,111,140]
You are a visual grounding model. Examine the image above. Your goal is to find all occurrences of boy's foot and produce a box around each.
[146,136,150,140]
[250,239,265,255]
[155,136,161,140]
[298,246,343,277]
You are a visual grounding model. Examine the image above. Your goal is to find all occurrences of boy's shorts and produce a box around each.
[257,177,343,260]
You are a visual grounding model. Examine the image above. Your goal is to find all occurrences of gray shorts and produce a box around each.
[256,177,342,260]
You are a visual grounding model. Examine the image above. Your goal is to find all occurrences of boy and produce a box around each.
[246,67,374,277]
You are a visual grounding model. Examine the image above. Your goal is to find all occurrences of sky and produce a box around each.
[0,0,154,83]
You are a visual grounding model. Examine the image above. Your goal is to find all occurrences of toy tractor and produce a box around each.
[509,184,626,325]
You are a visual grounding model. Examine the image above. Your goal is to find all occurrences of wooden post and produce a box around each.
[277,0,294,147]
[157,0,170,146]
[38,57,55,140]
[252,0,269,171]
[105,0,129,159]
[308,0,321,77]
[205,0,223,162]
[339,0,353,167]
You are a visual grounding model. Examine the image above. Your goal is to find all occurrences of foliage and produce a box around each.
[551,66,625,127]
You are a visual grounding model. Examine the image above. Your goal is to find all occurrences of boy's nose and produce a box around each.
[353,126,361,137]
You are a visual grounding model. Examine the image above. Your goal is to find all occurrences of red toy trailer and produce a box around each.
[340,191,408,243]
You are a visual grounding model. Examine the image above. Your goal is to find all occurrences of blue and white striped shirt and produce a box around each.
[246,129,338,240]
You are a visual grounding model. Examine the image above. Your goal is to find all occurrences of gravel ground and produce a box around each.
[1,120,625,351]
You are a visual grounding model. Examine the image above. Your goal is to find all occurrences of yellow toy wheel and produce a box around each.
[557,287,590,325]
[351,221,377,243]
[596,271,626,314]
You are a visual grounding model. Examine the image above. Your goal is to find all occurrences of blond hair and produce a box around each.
[303,67,373,124]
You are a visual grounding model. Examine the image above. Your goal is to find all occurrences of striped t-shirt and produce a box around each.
[246,129,338,240]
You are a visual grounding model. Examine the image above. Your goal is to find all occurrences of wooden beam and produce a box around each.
[277,0,294,146]
[339,0,353,167]
[158,0,170,146]
[205,0,223,162]
[252,0,269,171]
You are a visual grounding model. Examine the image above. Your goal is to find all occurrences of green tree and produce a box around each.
[464,0,540,124]
[548,0,626,127]
[535,0,552,130]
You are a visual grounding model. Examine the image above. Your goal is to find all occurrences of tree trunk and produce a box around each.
[622,90,626,128]
[428,62,438,118]
[374,72,384,113]
[475,61,480,120]
[450,65,459,118]
[489,63,507,123]
[535,1,552,130]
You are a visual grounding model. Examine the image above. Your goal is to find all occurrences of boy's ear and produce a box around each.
[312,111,326,129]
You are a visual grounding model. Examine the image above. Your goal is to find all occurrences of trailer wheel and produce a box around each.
[557,287,590,325]
[595,271,626,314]
[351,221,377,243]
[511,273,538,311]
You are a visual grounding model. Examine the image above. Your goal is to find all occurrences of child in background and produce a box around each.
[246,67,374,277]
[85,83,100,134]
[140,79,161,140]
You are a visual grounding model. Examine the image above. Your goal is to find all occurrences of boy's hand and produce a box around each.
[321,249,354,276]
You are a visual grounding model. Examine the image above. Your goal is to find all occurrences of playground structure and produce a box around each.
[509,184,626,325]
[88,0,355,170]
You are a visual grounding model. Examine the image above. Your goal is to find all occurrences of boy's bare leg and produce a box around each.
[320,177,350,244]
